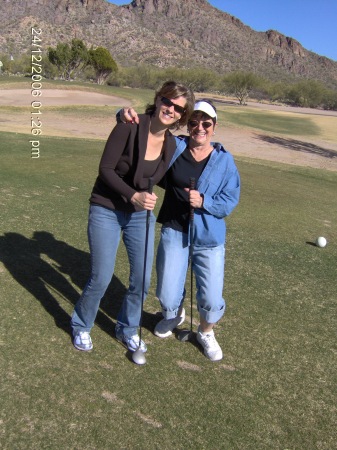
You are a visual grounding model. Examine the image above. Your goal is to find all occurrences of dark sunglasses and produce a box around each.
[188,120,213,129]
[161,97,186,115]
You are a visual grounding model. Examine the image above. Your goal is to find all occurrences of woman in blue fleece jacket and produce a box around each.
[154,100,240,361]
[119,100,240,361]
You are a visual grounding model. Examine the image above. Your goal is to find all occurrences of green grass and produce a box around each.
[217,108,321,136]
[1,126,336,449]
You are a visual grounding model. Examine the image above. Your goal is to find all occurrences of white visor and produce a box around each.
[193,101,217,119]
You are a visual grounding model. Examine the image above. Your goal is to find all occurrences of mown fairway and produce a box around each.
[0,125,336,450]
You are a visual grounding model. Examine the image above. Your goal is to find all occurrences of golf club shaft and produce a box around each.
[189,177,195,333]
[139,177,153,344]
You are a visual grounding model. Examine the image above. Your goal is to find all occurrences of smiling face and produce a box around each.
[154,95,187,128]
[187,111,216,147]
[145,81,195,129]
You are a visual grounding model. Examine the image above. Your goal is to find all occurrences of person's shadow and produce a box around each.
[0,231,158,340]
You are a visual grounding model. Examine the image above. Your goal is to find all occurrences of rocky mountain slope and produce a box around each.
[1,0,336,88]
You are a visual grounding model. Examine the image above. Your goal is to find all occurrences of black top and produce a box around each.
[143,154,162,179]
[157,147,210,233]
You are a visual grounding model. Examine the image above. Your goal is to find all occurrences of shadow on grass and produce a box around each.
[256,134,337,159]
[0,231,159,339]
[212,99,239,106]
[306,241,317,247]
[173,329,203,355]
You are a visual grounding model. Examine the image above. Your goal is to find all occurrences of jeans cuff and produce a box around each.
[198,304,225,324]
[116,323,138,338]
[161,307,181,320]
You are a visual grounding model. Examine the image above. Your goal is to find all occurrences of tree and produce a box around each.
[48,43,70,79]
[266,81,289,103]
[222,71,260,105]
[286,80,325,108]
[48,39,89,80]
[322,89,337,111]
[69,39,90,78]
[0,54,11,73]
[89,47,117,85]
[120,65,160,89]
[181,68,218,93]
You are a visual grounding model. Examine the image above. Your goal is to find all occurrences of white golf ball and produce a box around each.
[316,237,327,248]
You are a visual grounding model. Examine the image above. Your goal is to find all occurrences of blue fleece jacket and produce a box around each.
[171,136,241,247]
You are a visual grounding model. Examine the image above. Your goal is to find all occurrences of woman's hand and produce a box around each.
[120,107,139,124]
[184,188,204,209]
[131,191,158,210]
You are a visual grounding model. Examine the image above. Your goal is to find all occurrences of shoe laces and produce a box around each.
[79,331,89,337]
[201,332,218,349]
[130,335,140,344]
[78,331,91,342]
[128,334,146,351]
[129,335,146,347]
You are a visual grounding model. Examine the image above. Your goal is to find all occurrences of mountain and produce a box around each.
[1,0,336,88]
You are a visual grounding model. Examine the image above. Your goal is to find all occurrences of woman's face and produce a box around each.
[187,112,215,147]
[155,95,187,127]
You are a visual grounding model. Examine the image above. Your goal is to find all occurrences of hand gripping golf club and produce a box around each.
[178,177,195,342]
[132,177,154,365]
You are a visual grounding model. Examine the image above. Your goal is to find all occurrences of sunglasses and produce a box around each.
[160,97,186,115]
[188,120,213,129]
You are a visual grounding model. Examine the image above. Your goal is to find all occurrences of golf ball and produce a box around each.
[316,237,327,248]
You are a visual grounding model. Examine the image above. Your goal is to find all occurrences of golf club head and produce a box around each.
[177,329,193,342]
[132,347,146,365]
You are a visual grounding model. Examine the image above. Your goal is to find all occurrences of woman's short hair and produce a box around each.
[145,80,195,129]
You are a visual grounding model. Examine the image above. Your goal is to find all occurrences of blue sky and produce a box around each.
[107,0,337,61]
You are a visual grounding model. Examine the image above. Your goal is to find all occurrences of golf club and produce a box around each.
[178,177,195,342]
[132,177,153,365]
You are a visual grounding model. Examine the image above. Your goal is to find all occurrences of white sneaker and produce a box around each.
[154,308,186,338]
[116,333,147,353]
[73,331,93,351]
[196,327,223,361]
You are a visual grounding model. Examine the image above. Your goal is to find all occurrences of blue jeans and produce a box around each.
[156,227,226,324]
[71,204,155,338]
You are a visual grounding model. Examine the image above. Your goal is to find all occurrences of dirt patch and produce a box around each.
[1,88,337,171]
[0,88,131,107]
[214,126,337,172]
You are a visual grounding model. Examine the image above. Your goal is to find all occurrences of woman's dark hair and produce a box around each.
[145,80,195,130]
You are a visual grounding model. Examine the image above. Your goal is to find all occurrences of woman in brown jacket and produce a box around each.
[70,81,194,354]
